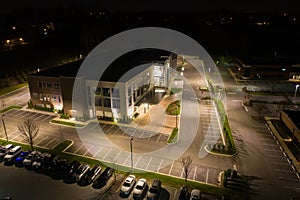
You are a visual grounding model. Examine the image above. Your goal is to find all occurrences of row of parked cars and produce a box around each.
[119,174,162,200]
[0,144,115,188]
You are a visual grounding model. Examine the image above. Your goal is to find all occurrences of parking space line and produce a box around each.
[44,137,56,148]
[11,132,21,141]
[272,161,291,166]
[134,155,142,168]
[20,112,33,118]
[94,146,103,157]
[157,159,164,172]
[205,169,209,183]
[35,135,49,145]
[156,134,162,143]
[74,144,83,154]
[193,166,197,180]
[173,189,178,200]
[123,154,131,165]
[83,145,95,156]
[180,167,184,178]
[34,114,45,121]
[103,148,112,160]
[264,148,281,152]
[168,161,174,175]
[145,157,152,170]
[114,151,122,162]
[91,123,99,130]
[14,110,25,117]
[41,115,53,122]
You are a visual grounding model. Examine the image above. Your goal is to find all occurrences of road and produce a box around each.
[0,86,30,109]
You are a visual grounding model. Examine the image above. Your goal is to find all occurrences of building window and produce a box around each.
[52,96,57,102]
[47,82,52,88]
[43,82,46,88]
[32,93,38,99]
[95,96,102,106]
[112,99,120,108]
[39,93,43,101]
[95,87,101,95]
[54,82,60,89]
[38,82,42,88]
[127,86,132,96]
[58,96,61,103]
[112,88,120,98]
[128,96,132,106]
[102,88,110,97]
[103,98,111,107]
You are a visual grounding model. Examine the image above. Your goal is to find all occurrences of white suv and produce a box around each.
[120,175,136,197]
[4,146,22,163]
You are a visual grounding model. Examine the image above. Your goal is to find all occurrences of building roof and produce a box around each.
[31,49,170,82]
[283,110,300,130]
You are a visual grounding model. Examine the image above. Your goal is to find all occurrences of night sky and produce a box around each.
[1,0,300,14]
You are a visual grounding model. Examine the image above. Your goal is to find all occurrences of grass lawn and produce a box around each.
[50,119,85,127]
[0,83,28,96]
[166,100,180,115]
[167,127,178,143]
[0,105,22,113]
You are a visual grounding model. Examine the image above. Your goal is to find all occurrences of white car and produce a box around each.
[133,178,147,199]
[120,175,136,197]
[190,189,201,200]
[4,146,22,163]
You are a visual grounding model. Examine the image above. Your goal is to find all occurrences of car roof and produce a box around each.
[125,175,135,183]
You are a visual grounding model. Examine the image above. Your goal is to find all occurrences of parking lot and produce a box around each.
[0,109,221,187]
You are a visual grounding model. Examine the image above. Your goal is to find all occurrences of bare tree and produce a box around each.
[18,118,39,150]
[181,155,193,183]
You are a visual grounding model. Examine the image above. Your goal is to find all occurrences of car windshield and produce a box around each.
[123,182,131,187]
[0,149,6,153]
[136,185,143,190]
[149,188,158,194]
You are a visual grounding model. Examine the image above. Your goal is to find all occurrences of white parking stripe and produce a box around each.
[145,157,153,170]
[35,135,49,145]
[157,159,164,172]
[193,166,197,180]
[103,148,112,160]
[74,144,83,154]
[94,146,103,157]
[134,155,142,168]
[123,154,131,165]
[41,115,53,122]
[34,114,46,121]
[44,137,56,147]
[168,161,174,175]
[20,112,33,118]
[206,169,209,183]
[156,134,162,143]
[83,145,94,156]
[274,169,296,174]
[13,110,25,117]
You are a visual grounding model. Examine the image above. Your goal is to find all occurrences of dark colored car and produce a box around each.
[23,151,41,169]
[41,154,57,174]
[50,158,69,180]
[147,179,162,200]
[32,152,52,171]
[63,160,80,183]
[92,167,114,189]
[85,164,102,184]
[14,150,31,167]
[178,186,189,200]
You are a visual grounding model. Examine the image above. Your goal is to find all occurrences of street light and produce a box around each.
[130,137,133,170]
[294,84,299,102]
[1,114,8,141]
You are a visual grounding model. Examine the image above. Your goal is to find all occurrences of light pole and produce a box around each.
[294,84,299,102]
[130,137,133,170]
[1,114,8,141]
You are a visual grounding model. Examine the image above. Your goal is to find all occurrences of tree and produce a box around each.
[18,118,39,150]
[181,155,193,183]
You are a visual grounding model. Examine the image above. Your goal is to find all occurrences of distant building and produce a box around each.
[235,57,292,80]
[28,50,177,122]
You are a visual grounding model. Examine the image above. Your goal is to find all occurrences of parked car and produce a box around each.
[41,154,57,174]
[14,150,31,167]
[50,158,69,179]
[120,175,136,197]
[178,186,189,200]
[190,189,201,200]
[73,163,90,182]
[85,164,102,184]
[4,146,22,164]
[0,144,13,161]
[147,179,162,200]
[32,152,51,171]
[23,151,41,168]
[133,178,147,199]
[92,167,114,189]
[63,160,80,183]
